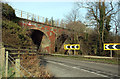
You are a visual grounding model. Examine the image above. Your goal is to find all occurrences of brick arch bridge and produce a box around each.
[18,18,72,53]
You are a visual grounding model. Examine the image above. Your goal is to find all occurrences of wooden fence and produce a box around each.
[0,44,37,78]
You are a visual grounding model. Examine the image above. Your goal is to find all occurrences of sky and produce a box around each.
[4,0,119,22]
[8,2,76,21]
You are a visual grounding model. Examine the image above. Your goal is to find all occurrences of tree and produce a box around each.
[2,3,16,20]
[118,1,120,36]
[76,0,120,55]
[64,8,87,55]
[65,7,82,23]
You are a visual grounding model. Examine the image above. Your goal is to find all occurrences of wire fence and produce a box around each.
[0,45,37,78]
[8,53,35,78]
[14,9,66,28]
[8,56,26,78]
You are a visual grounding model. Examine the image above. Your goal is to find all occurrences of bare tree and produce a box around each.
[118,1,120,36]
[76,0,120,54]
[64,7,87,55]
[111,16,119,35]
[65,9,80,23]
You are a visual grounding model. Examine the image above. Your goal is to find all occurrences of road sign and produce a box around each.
[64,44,80,50]
[104,43,120,50]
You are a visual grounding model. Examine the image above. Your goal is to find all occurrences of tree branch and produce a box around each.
[109,9,120,16]
[91,8,99,22]
[105,2,114,16]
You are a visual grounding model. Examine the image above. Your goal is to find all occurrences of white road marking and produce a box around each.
[47,61,108,77]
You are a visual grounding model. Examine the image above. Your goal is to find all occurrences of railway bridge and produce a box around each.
[16,9,73,53]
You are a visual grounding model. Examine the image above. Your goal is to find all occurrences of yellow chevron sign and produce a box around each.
[64,44,80,50]
[104,43,120,50]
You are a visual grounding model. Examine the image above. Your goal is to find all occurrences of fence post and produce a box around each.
[1,47,5,77]
[74,50,78,55]
[27,13,28,19]
[110,50,112,58]
[21,11,22,18]
[33,14,34,21]
[5,51,8,77]
[18,49,20,58]
[53,21,55,26]
[50,20,52,26]
[38,16,39,22]
[0,47,5,78]
[42,17,44,23]
[0,47,1,79]
[57,20,59,26]
[15,59,20,77]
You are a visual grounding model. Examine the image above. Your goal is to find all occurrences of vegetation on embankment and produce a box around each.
[2,2,34,48]
[21,54,52,77]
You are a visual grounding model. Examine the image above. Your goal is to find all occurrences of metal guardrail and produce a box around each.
[14,9,66,28]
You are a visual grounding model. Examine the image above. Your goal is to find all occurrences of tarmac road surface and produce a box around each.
[39,56,119,79]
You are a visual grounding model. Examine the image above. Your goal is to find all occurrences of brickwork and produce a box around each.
[18,19,70,53]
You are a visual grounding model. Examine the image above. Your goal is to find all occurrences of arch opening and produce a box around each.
[55,34,68,52]
[30,29,50,53]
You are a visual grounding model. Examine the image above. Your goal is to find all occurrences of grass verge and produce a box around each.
[51,55,118,65]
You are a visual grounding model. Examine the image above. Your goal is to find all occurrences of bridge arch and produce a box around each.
[30,28,49,38]
[55,34,69,52]
[30,28,50,53]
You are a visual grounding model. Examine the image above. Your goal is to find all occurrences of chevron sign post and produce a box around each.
[104,43,120,50]
[64,44,80,50]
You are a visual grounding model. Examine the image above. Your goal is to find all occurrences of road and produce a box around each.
[39,56,119,78]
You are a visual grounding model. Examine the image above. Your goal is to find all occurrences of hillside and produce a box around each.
[2,3,35,48]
